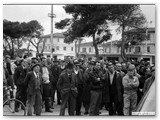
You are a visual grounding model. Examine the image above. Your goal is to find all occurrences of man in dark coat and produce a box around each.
[89,61,103,116]
[50,60,61,105]
[24,63,43,116]
[103,62,124,116]
[57,62,78,116]
[73,60,85,115]
[82,61,94,115]
[14,59,28,112]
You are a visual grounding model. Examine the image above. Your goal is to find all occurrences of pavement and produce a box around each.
[4,101,109,116]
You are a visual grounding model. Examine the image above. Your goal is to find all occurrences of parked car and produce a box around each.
[132,80,156,115]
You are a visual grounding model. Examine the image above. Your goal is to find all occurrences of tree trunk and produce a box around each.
[93,32,99,60]
[11,39,15,59]
[40,40,45,54]
[121,26,127,62]
[27,41,31,55]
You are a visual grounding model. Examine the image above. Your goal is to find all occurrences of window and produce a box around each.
[63,47,66,51]
[147,46,150,53]
[89,48,92,52]
[135,47,141,53]
[57,38,60,42]
[45,46,47,50]
[82,48,86,53]
[126,48,128,52]
[117,47,119,53]
[44,38,47,43]
[71,47,73,51]
[48,46,50,50]
[56,46,59,50]
[147,33,151,40]
[129,47,132,52]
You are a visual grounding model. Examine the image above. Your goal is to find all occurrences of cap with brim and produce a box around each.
[66,62,74,69]
[128,64,135,71]
[151,67,155,72]
[5,55,10,59]
[32,63,41,70]
[88,61,95,65]
[31,57,38,61]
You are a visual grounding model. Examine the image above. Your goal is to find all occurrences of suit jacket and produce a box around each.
[14,66,27,86]
[103,71,123,103]
[24,71,43,95]
[57,70,78,97]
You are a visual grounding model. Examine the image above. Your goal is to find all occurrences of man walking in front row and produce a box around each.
[57,61,78,116]
[24,63,43,116]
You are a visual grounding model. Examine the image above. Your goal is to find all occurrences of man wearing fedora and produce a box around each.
[57,61,78,116]
[24,63,43,116]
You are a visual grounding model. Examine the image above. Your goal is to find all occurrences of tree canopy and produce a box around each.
[3,19,44,59]
[55,4,147,60]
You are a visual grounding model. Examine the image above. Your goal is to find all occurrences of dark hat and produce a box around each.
[151,66,155,72]
[53,60,59,62]
[32,63,41,70]
[74,60,80,66]
[88,61,95,65]
[31,57,38,61]
[60,60,65,62]
[5,55,10,59]
[66,62,74,69]
[128,64,135,71]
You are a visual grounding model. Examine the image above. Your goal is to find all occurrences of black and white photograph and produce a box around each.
[3,4,156,116]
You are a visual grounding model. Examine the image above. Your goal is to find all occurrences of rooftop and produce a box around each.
[41,33,64,38]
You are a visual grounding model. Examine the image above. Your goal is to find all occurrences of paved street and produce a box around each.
[4,101,109,116]
[3,91,109,116]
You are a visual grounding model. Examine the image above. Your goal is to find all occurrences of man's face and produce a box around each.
[33,66,40,73]
[116,64,122,71]
[22,60,27,67]
[67,68,73,74]
[95,62,101,69]
[128,69,134,76]
[42,59,47,66]
[6,58,11,63]
[108,65,114,73]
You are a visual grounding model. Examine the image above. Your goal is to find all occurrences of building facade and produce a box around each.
[38,33,76,60]
[78,27,155,64]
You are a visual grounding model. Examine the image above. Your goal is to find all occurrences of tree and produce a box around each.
[22,20,45,57]
[55,5,112,59]
[109,5,146,61]
[3,19,24,58]
[3,19,44,59]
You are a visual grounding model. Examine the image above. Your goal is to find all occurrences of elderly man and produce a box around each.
[24,63,43,116]
[122,64,139,115]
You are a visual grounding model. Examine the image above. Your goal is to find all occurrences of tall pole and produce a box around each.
[48,4,56,58]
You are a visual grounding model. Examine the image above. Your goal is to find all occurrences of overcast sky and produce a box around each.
[3,4,155,43]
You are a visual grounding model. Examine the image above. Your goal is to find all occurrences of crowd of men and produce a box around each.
[3,54,155,116]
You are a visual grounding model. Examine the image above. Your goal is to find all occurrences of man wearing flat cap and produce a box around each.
[122,64,139,115]
[57,62,78,116]
[24,63,43,116]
